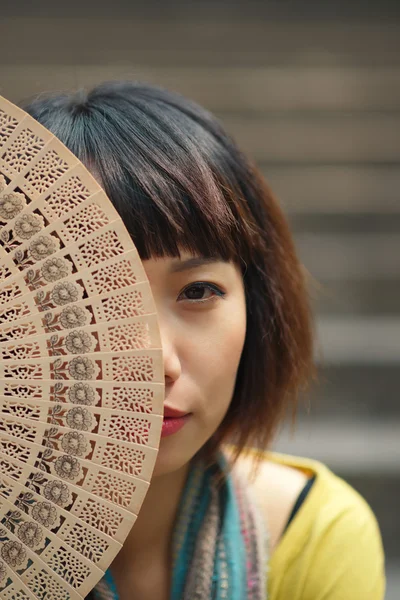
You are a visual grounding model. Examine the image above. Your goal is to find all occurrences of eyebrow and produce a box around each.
[169,257,224,273]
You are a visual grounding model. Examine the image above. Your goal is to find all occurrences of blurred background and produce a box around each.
[1,1,399,596]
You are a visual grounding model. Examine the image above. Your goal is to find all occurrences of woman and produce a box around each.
[23,82,385,599]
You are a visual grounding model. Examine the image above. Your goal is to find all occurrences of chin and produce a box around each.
[151,438,201,478]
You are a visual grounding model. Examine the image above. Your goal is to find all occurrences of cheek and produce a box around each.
[186,301,247,394]
[212,320,246,378]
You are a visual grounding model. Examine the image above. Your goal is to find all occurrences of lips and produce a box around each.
[163,405,189,418]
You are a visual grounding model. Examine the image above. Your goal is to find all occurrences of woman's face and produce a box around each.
[143,251,247,477]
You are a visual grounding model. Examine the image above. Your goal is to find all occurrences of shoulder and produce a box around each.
[232,449,386,599]
[233,452,309,552]
[295,467,385,599]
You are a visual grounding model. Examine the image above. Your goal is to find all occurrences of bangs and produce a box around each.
[28,84,253,264]
[95,148,245,263]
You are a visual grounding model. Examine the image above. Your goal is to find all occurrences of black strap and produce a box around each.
[283,475,316,533]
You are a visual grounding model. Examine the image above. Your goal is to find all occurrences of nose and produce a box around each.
[159,319,182,385]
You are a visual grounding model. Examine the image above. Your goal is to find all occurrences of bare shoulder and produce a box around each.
[235,454,309,553]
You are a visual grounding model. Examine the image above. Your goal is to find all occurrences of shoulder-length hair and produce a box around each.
[23,81,316,473]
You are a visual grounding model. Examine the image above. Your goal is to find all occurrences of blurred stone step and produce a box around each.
[288,213,400,235]
[4,65,400,111]
[316,316,400,364]
[273,419,400,475]
[312,279,400,316]
[3,0,400,21]
[1,18,400,67]
[302,363,400,419]
[220,113,400,163]
[295,233,400,280]
[386,563,400,600]
[265,165,400,215]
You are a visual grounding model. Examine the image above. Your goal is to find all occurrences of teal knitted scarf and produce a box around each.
[92,450,269,599]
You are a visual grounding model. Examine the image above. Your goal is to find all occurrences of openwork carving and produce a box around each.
[0,478,14,499]
[0,282,23,307]
[25,566,72,599]
[0,421,36,444]
[62,522,108,564]
[100,443,146,477]
[1,128,45,174]
[110,385,154,413]
[0,264,12,279]
[63,202,111,242]
[24,149,69,195]
[1,585,31,600]
[0,322,38,342]
[46,546,92,589]
[101,288,147,321]
[90,257,139,293]
[1,384,41,399]
[0,458,23,479]
[0,440,31,462]
[107,322,151,351]
[111,355,155,381]
[1,341,42,361]
[0,109,19,148]
[2,363,43,379]
[106,415,151,445]
[74,496,125,537]
[89,471,136,508]
[0,402,41,420]
[76,229,125,269]
[43,175,92,219]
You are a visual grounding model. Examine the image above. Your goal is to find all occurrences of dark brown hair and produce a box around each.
[23,81,316,475]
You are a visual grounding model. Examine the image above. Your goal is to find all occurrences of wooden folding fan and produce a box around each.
[0,96,164,599]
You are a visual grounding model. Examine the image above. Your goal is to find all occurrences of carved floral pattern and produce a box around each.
[51,282,79,305]
[59,306,87,329]
[68,356,95,380]
[29,236,57,261]
[32,501,57,527]
[1,541,26,567]
[0,194,24,220]
[67,383,95,406]
[61,431,87,456]
[66,407,92,431]
[41,257,69,282]
[17,521,43,548]
[54,455,80,480]
[65,330,93,354]
[13,214,42,240]
[43,480,70,506]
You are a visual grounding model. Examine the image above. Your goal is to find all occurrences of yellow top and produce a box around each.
[242,450,386,599]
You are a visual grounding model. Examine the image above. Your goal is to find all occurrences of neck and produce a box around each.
[110,459,191,577]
